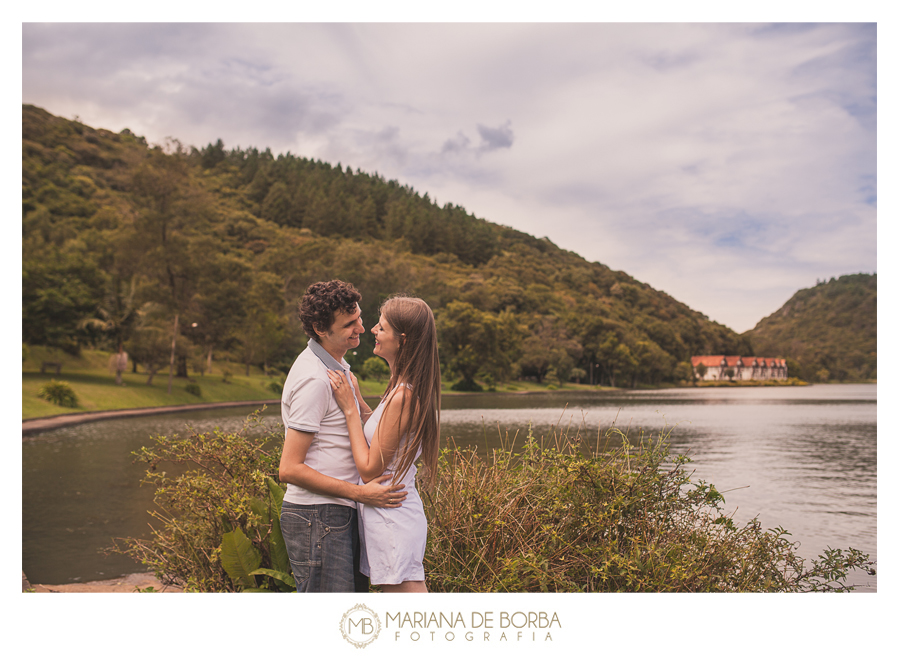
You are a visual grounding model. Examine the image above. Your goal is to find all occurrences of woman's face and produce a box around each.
[371,313,402,363]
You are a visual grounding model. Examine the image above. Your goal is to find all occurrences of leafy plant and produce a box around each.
[37,379,78,408]
[218,478,295,592]
[184,382,202,397]
[108,409,294,592]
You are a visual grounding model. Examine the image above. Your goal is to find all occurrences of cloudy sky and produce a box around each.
[21,21,877,332]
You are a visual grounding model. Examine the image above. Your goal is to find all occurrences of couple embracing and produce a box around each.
[278,280,440,593]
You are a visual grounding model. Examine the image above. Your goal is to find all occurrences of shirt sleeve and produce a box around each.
[284,376,331,434]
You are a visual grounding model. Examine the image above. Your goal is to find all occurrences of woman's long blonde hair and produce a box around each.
[379,295,441,487]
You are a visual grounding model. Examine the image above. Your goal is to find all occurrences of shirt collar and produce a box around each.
[308,338,350,371]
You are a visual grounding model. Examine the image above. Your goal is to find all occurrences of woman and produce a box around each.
[327,295,440,592]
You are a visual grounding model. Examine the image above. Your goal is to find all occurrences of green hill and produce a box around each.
[22,104,752,391]
[743,274,876,382]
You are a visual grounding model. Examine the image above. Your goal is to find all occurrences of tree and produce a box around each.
[436,302,521,388]
[695,362,708,383]
[594,334,638,388]
[22,237,106,356]
[261,181,294,226]
[127,304,173,385]
[630,339,673,387]
[235,271,287,376]
[127,148,214,393]
[199,138,226,170]
[673,361,694,384]
[189,253,251,375]
[79,276,138,385]
[517,317,583,384]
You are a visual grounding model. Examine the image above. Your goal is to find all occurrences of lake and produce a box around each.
[22,383,876,591]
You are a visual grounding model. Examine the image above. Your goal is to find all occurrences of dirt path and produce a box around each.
[22,399,279,436]
[23,571,183,593]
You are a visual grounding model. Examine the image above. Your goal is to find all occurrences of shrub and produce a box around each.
[480,372,497,392]
[268,379,284,396]
[184,383,202,397]
[569,367,587,383]
[451,378,483,392]
[108,410,293,592]
[361,356,389,382]
[38,379,78,408]
[422,425,875,592]
[110,411,875,593]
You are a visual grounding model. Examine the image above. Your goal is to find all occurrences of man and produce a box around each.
[279,280,406,592]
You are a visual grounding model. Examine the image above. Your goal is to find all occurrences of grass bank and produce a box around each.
[692,377,809,387]
[22,347,613,420]
[22,347,281,420]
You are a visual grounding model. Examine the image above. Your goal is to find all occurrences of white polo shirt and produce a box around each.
[281,339,360,508]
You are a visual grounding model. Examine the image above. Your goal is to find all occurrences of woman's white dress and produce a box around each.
[358,389,426,584]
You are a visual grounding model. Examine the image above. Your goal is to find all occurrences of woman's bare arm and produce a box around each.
[327,371,407,482]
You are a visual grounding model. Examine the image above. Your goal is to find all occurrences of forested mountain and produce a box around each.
[743,274,876,382]
[22,104,752,388]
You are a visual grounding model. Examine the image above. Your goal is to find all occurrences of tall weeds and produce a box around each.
[422,422,874,592]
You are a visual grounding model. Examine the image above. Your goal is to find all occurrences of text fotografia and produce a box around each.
[386,611,561,642]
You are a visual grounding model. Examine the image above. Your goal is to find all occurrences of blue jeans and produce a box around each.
[280,502,363,592]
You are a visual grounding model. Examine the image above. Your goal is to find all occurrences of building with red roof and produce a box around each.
[691,356,787,381]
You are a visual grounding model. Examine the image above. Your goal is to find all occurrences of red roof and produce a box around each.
[691,355,725,367]
[692,355,785,367]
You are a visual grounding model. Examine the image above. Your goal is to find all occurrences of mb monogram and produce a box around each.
[340,604,382,648]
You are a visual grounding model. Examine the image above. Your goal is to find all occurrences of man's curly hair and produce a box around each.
[299,280,362,341]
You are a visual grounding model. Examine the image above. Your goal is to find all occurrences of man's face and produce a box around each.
[318,303,364,357]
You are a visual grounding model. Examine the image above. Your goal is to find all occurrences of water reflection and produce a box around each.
[23,384,875,591]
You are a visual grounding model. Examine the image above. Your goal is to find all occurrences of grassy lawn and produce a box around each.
[22,347,615,420]
[23,347,281,420]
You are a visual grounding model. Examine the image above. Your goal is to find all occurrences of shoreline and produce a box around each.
[23,571,183,593]
[22,399,280,436]
[22,379,844,436]
[21,388,612,435]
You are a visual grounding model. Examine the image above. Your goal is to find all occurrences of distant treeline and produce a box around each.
[23,104,752,388]
[744,273,876,382]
